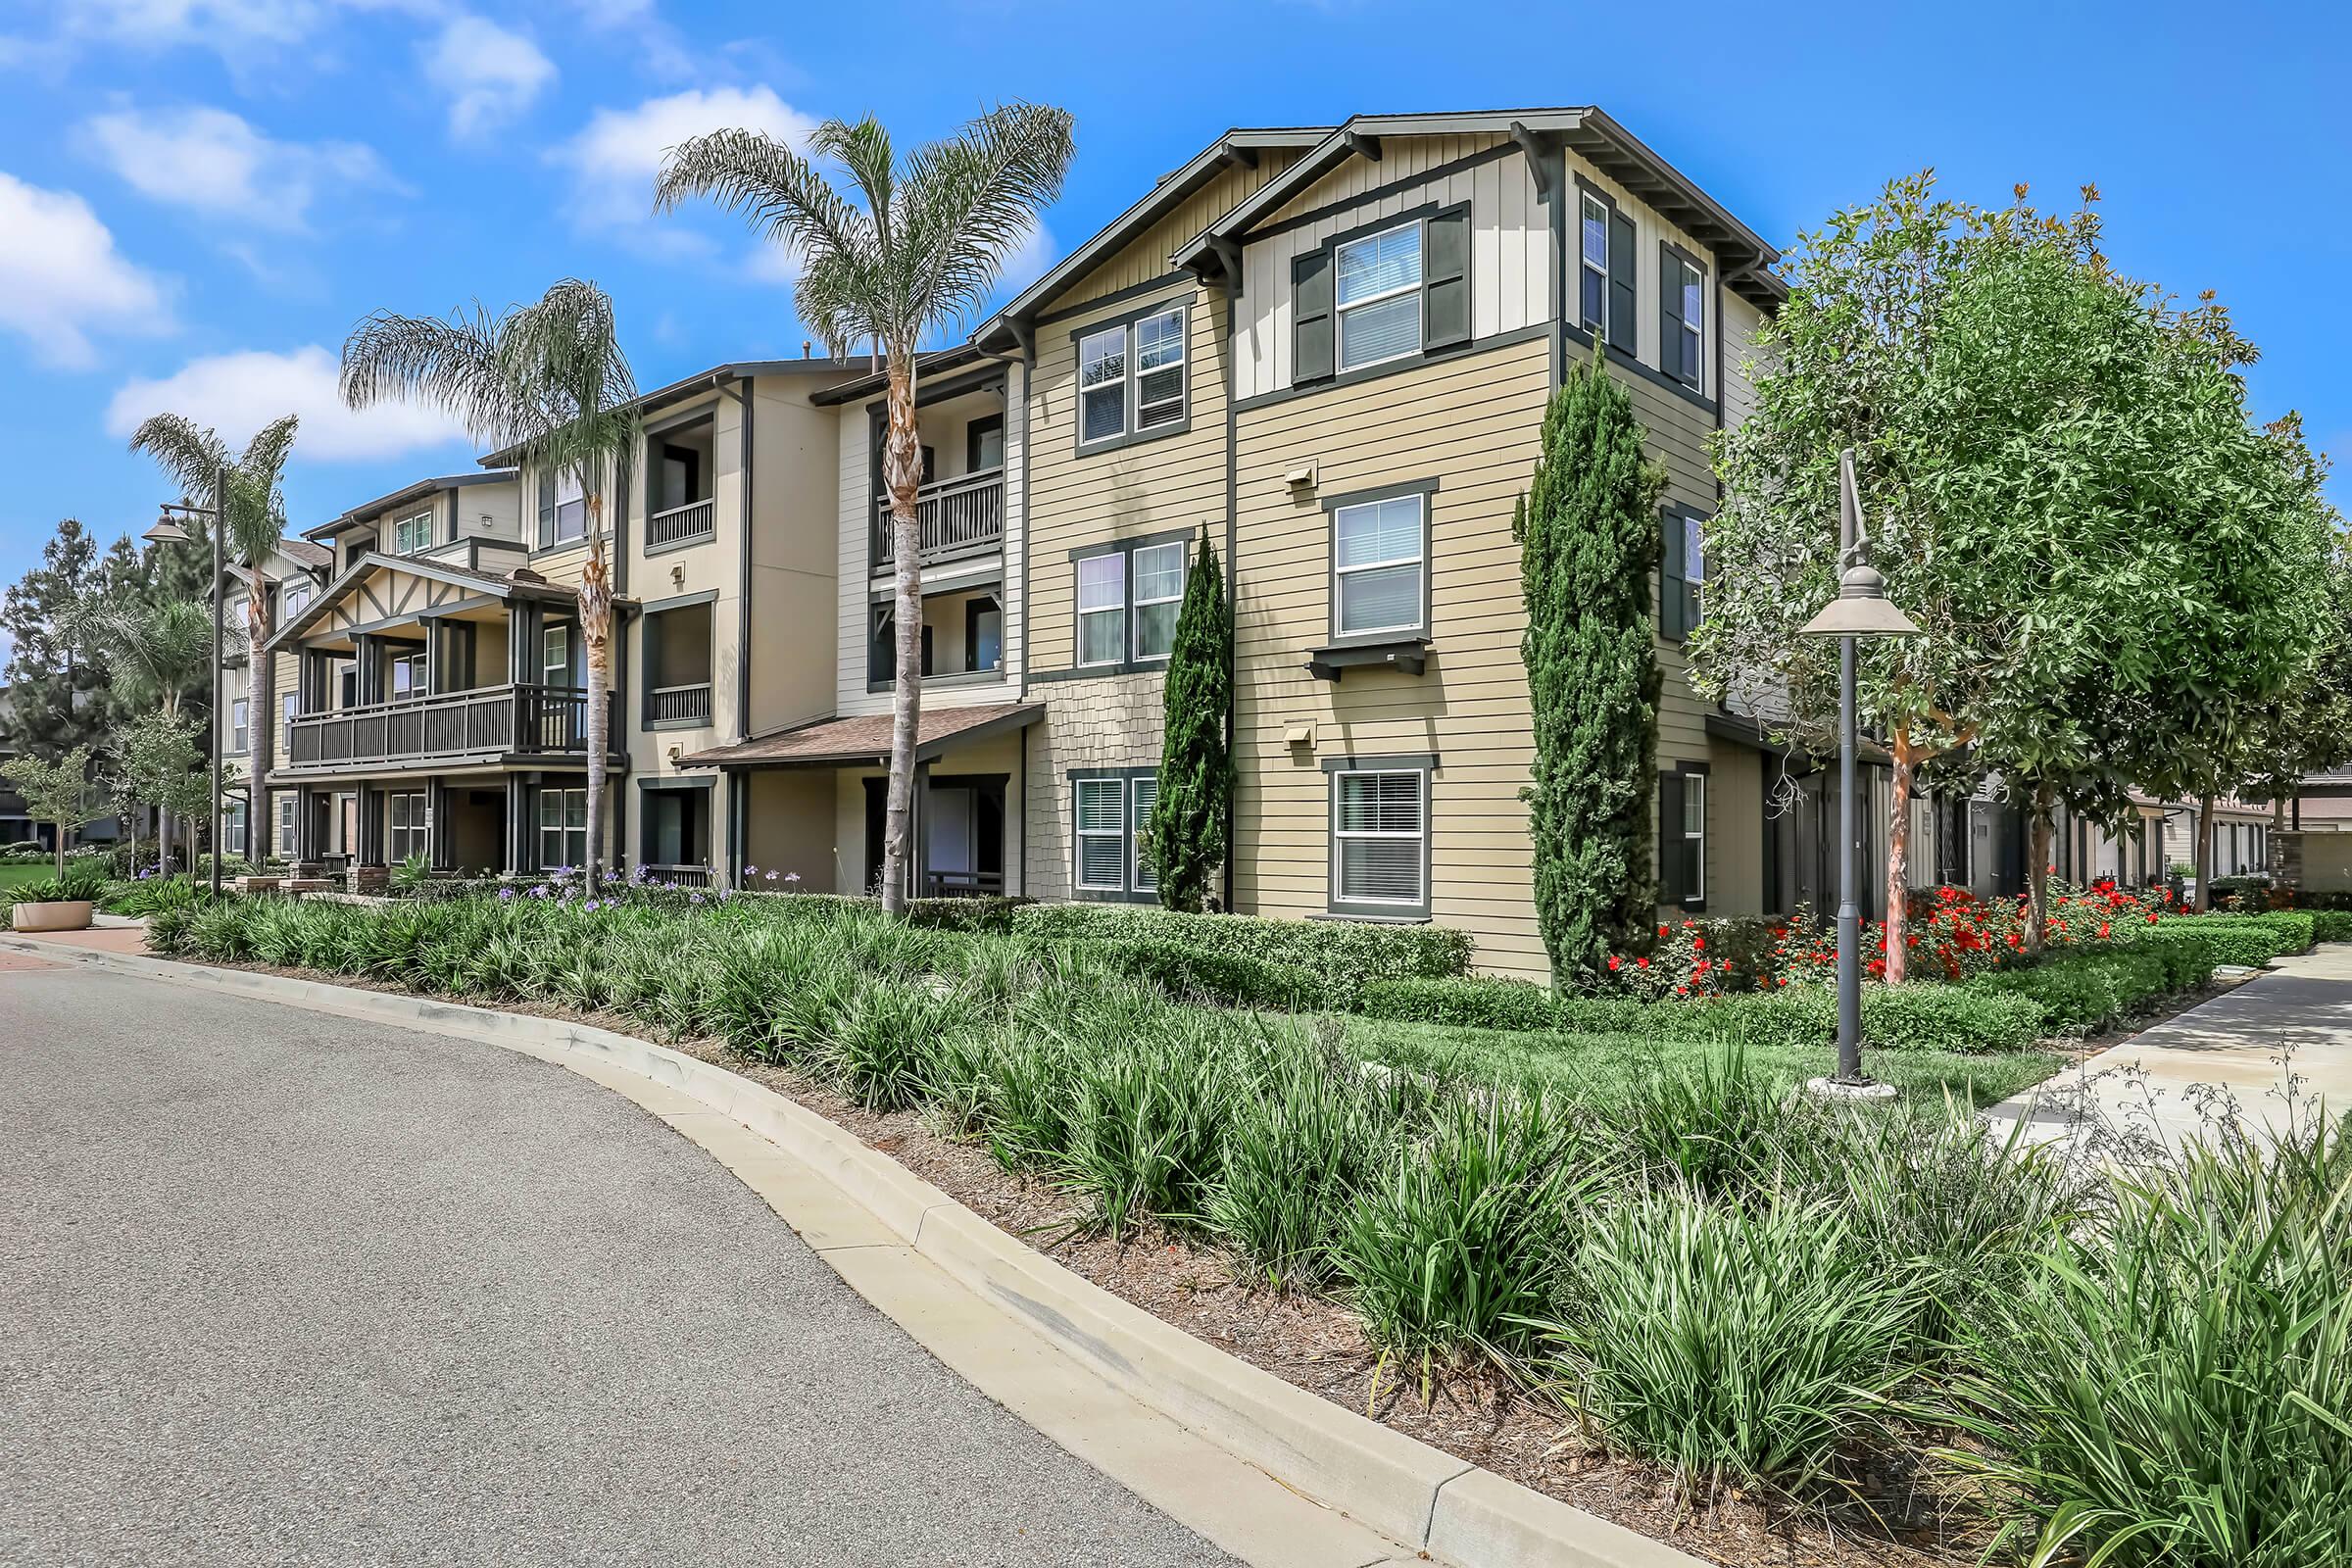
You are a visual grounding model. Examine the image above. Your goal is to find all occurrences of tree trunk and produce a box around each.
[2025,782,2054,954]
[159,806,172,876]
[2194,791,2217,912]
[249,579,273,868]
[879,354,924,917]
[1885,735,1919,983]
[55,824,66,878]
[579,493,614,895]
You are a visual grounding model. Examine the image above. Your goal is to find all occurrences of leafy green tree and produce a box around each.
[128,414,298,841]
[1517,349,1664,987]
[110,710,208,874]
[342,280,638,889]
[658,104,1075,914]
[2,745,98,875]
[1148,537,1231,912]
[93,600,212,868]
[0,519,108,759]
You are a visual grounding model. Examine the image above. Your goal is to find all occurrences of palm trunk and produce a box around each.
[2194,790,2217,912]
[2025,782,2054,954]
[247,580,274,874]
[1884,736,1919,983]
[879,354,924,916]
[579,495,614,895]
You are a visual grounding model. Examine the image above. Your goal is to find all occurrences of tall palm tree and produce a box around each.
[340,279,639,890]
[129,414,299,864]
[94,599,211,869]
[657,104,1074,914]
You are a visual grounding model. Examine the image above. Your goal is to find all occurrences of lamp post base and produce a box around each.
[1807,1075,1899,1102]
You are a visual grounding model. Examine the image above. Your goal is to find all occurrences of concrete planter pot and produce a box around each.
[13,899,94,933]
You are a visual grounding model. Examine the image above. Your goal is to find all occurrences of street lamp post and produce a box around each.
[1798,450,1920,1095]
[144,462,228,896]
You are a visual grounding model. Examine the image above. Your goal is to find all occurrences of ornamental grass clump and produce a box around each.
[1535,1193,1925,1499]
[1600,1044,1804,1200]
[1061,1011,1240,1236]
[824,976,986,1113]
[1207,1033,1396,1291]
[1937,1115,2352,1568]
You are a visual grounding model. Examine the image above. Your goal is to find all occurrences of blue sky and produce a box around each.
[1,0,2344,631]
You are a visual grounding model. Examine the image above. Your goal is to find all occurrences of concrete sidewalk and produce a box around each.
[1992,944,2352,1152]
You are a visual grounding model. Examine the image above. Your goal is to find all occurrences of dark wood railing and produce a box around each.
[648,497,715,549]
[872,468,1003,569]
[923,868,1005,898]
[644,681,712,725]
[284,683,612,768]
[640,862,715,888]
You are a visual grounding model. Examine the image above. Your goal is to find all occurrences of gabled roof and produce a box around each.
[265,550,599,651]
[278,537,335,569]
[807,342,993,408]
[971,125,1331,350]
[476,358,866,466]
[304,471,516,542]
[681,702,1041,770]
[1171,108,1786,312]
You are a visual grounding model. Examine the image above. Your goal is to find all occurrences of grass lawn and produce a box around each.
[0,861,61,893]
[1329,1012,2069,1108]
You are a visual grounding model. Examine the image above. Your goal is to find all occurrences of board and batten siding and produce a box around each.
[1051,149,1303,315]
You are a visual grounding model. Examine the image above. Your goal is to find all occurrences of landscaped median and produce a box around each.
[119,883,2350,1568]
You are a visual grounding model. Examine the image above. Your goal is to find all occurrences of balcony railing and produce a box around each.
[640,862,715,889]
[872,468,1003,570]
[283,682,613,768]
[644,681,712,725]
[648,497,716,549]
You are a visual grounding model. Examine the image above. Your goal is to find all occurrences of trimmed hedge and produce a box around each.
[1974,942,2214,1036]
[1358,975,2051,1054]
[2236,910,2319,954]
[1009,903,1472,996]
[2133,918,2293,969]
[1076,938,1319,1011]
[2309,909,2352,944]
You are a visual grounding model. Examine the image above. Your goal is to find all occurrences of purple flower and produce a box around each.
[498,887,516,902]
[784,871,801,884]
[689,892,706,906]
[582,899,600,912]
[743,863,759,877]
[763,869,778,882]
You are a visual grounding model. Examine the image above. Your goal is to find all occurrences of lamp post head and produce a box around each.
[144,512,191,545]
[1800,560,1921,638]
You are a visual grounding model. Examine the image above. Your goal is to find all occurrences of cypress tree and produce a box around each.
[1517,350,1665,986]
[1149,536,1231,911]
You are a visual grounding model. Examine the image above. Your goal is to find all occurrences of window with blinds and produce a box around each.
[1077,553,1126,665]
[1074,777,1127,891]
[1130,542,1185,661]
[1130,775,1159,892]
[1333,494,1425,638]
[1133,309,1185,430]
[1335,220,1422,371]
[1331,768,1426,909]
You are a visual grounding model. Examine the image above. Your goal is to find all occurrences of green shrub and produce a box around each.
[1939,1116,2352,1567]
[1077,937,1317,1011]
[2311,908,2352,944]
[1599,1045,1800,1199]
[1976,941,2218,1036]
[825,978,980,1112]
[2134,918,2290,969]
[1536,1194,1924,1497]
[1336,1089,1592,1365]
[1208,1035,1392,1290]
[2237,909,2318,954]
[1010,902,1472,995]
[1061,1015,1237,1236]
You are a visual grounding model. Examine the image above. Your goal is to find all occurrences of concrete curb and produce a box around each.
[6,937,1705,1568]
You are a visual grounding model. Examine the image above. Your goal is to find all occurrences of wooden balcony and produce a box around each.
[648,497,715,550]
[644,681,712,726]
[282,683,616,771]
[871,469,1003,571]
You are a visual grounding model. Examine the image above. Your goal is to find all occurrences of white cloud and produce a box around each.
[0,172,172,368]
[57,0,323,51]
[998,221,1056,298]
[422,15,555,138]
[552,85,814,245]
[79,105,401,231]
[105,346,472,462]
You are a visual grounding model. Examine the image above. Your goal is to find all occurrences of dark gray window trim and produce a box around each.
[1323,198,1444,256]
[1290,199,1470,387]
[1064,526,1195,676]
[1324,478,1438,648]
[1067,764,1160,904]
[1070,293,1195,458]
[1658,500,1710,643]
[1232,322,1549,415]
[1662,759,1711,913]
[1572,174,1620,337]
[636,774,715,792]
[644,404,718,440]
[1322,753,1437,922]
[1249,142,1516,245]
[1560,320,1720,417]
[1659,240,1708,393]
[862,576,1007,692]
[640,588,718,615]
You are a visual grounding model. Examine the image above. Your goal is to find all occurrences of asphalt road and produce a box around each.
[0,958,1239,1567]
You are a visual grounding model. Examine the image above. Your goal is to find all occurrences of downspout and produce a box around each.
[976,327,1033,897]
[733,376,753,739]
[1222,261,1241,916]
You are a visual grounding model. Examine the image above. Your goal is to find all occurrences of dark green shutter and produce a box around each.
[1659,244,1686,385]
[1660,510,1686,640]
[1293,247,1334,383]
[1422,205,1470,351]
[1607,210,1638,354]
[1658,772,1684,906]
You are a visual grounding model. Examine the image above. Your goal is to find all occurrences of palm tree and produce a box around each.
[340,279,639,890]
[94,599,211,869]
[129,414,299,866]
[657,104,1074,914]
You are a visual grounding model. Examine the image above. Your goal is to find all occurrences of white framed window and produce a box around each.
[1130,774,1159,893]
[223,798,247,857]
[1667,249,1705,389]
[542,470,586,547]
[1681,771,1706,904]
[275,795,297,856]
[392,509,435,555]
[1331,767,1427,912]
[537,787,586,871]
[389,652,427,701]
[1335,220,1422,371]
[1580,192,1611,335]
[282,583,312,618]
[1078,324,1128,445]
[1074,777,1126,892]
[230,698,249,754]
[281,693,296,752]
[388,792,427,861]
[1130,541,1186,662]
[1332,493,1427,639]
[542,624,571,688]
[1133,308,1186,430]
[1076,553,1126,666]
